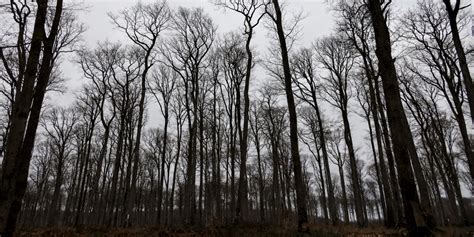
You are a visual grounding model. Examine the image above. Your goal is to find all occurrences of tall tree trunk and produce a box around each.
[361,47,396,227]
[311,92,338,225]
[92,126,111,223]
[315,148,328,224]
[374,76,404,225]
[48,158,64,227]
[157,111,169,224]
[271,139,282,223]
[0,1,63,235]
[443,1,474,153]
[198,106,204,225]
[341,108,366,226]
[184,76,198,225]
[270,0,308,230]
[126,55,151,226]
[338,162,350,224]
[255,132,265,222]
[425,149,446,225]
[169,115,183,225]
[236,23,253,225]
[75,125,95,226]
[108,113,126,226]
[367,0,433,234]
[366,113,388,224]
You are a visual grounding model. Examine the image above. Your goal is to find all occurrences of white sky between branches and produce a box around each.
[44,0,473,195]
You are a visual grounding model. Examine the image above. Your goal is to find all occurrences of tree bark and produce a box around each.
[367,0,433,234]
[0,1,63,235]
[236,22,253,225]
[443,1,474,150]
[270,0,308,230]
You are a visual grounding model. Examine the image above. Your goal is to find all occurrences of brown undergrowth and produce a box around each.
[14,225,474,237]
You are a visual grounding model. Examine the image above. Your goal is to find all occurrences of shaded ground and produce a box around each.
[14,225,474,237]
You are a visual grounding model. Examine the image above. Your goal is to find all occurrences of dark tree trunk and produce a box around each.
[0,1,63,235]
[236,23,253,225]
[338,161,349,224]
[48,158,64,227]
[341,107,366,227]
[357,34,396,227]
[367,0,433,234]
[312,92,338,225]
[374,77,404,225]
[443,0,474,147]
[270,0,308,230]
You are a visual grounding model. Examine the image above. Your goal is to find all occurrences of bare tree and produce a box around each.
[366,0,434,234]
[3,0,474,234]
[109,2,171,226]
[217,32,246,222]
[315,34,367,226]
[260,84,287,224]
[327,128,350,224]
[442,0,474,134]
[0,1,65,235]
[298,106,330,224]
[76,41,120,224]
[41,107,78,226]
[161,7,216,225]
[148,65,177,224]
[266,0,308,230]
[214,0,267,223]
[402,1,472,217]
[291,47,339,225]
[334,0,399,226]
[249,99,266,222]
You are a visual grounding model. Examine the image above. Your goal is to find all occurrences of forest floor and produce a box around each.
[14,224,474,237]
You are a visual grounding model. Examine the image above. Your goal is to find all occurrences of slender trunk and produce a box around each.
[184,71,198,225]
[48,158,64,227]
[157,112,169,224]
[271,139,282,222]
[0,1,63,234]
[443,1,474,147]
[311,92,338,225]
[92,126,111,223]
[375,78,404,225]
[426,151,446,225]
[198,106,204,225]
[338,162,349,224]
[271,0,308,229]
[341,108,365,226]
[211,84,220,222]
[169,116,182,225]
[367,0,433,233]
[108,113,126,226]
[126,44,154,225]
[363,51,396,227]
[366,114,388,224]
[315,145,328,224]
[236,24,253,225]
[75,126,95,226]
[255,132,265,222]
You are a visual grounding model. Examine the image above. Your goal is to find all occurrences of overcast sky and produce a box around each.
[61,0,418,94]
[53,0,423,155]
[62,0,336,92]
[60,0,339,125]
[0,0,462,194]
[52,0,465,172]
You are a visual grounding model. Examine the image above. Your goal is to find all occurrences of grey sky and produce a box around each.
[59,0,338,125]
[62,0,336,93]
[52,0,472,191]
[55,0,422,156]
